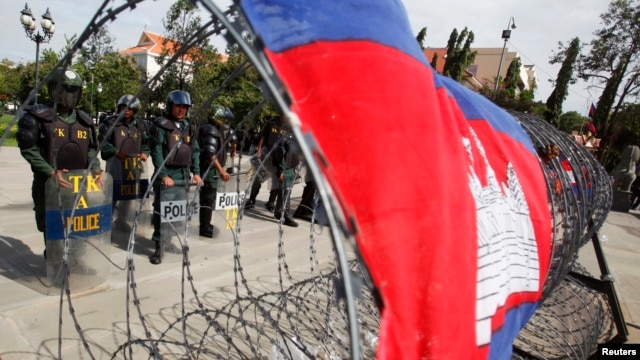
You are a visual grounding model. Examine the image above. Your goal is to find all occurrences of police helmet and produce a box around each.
[117,94,141,112]
[166,90,191,111]
[212,104,234,122]
[47,68,83,109]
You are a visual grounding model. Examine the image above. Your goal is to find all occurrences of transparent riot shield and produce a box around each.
[249,153,270,185]
[45,170,113,292]
[213,171,248,239]
[158,181,199,262]
[107,155,150,234]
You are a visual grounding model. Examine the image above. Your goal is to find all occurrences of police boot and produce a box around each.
[283,205,299,227]
[199,208,214,238]
[276,199,298,228]
[273,191,284,219]
[265,190,278,212]
[149,241,162,265]
[245,181,261,209]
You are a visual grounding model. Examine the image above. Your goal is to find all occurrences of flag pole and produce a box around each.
[578,104,588,137]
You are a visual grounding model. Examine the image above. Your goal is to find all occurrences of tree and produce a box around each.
[86,52,143,116]
[156,0,210,96]
[557,111,589,134]
[430,53,439,70]
[78,26,116,70]
[0,59,22,110]
[17,49,59,105]
[481,56,540,114]
[221,42,273,132]
[503,57,522,98]
[578,0,640,164]
[545,37,581,127]
[67,25,143,117]
[603,103,640,170]
[416,27,427,50]
[188,46,228,125]
[442,27,477,82]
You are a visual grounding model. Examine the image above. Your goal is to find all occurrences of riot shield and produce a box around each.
[249,153,270,184]
[158,181,199,262]
[45,170,113,292]
[214,170,248,239]
[107,155,150,235]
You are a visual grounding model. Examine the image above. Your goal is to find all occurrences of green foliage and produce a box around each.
[480,84,543,114]
[0,59,22,109]
[24,49,59,105]
[0,114,18,147]
[442,27,477,82]
[557,111,588,134]
[189,40,276,134]
[503,57,522,98]
[89,53,143,115]
[430,53,438,69]
[416,27,427,50]
[599,102,640,171]
[155,0,209,95]
[577,0,640,162]
[481,55,540,113]
[545,38,581,126]
[78,26,116,70]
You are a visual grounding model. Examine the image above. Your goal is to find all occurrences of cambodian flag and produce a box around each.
[239,1,552,359]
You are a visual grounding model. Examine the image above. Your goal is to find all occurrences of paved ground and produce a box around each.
[577,207,640,344]
[0,145,638,359]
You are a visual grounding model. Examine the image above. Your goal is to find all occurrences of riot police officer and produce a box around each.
[245,114,286,210]
[272,131,300,227]
[99,95,150,230]
[16,67,102,252]
[197,104,233,238]
[148,90,203,264]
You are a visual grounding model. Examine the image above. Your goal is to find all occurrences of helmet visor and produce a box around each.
[54,84,82,109]
[169,91,191,106]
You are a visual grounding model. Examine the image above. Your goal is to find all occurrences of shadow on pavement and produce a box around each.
[0,234,52,294]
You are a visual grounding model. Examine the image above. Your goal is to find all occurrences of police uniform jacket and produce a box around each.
[149,118,200,185]
[99,116,150,161]
[19,106,100,177]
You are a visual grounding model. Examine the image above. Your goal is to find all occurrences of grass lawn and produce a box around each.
[0,113,19,147]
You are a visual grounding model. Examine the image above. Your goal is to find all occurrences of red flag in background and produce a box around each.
[588,103,596,118]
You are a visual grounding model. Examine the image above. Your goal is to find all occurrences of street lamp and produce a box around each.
[96,82,102,122]
[494,17,516,93]
[19,3,55,104]
[84,74,96,120]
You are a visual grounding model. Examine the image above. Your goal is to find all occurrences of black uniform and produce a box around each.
[272,133,300,227]
[246,117,286,209]
[198,122,226,235]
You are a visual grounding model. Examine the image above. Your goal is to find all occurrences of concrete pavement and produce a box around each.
[0,145,338,359]
[0,144,638,359]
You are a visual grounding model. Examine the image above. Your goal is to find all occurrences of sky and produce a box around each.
[0,0,612,114]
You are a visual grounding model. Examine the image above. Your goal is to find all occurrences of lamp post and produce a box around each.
[19,3,55,104]
[96,82,102,122]
[494,17,516,93]
[84,74,96,120]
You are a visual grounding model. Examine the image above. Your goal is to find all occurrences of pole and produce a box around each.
[494,17,516,94]
[96,91,99,121]
[20,5,55,105]
[34,36,41,104]
[494,39,508,93]
[90,73,94,119]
